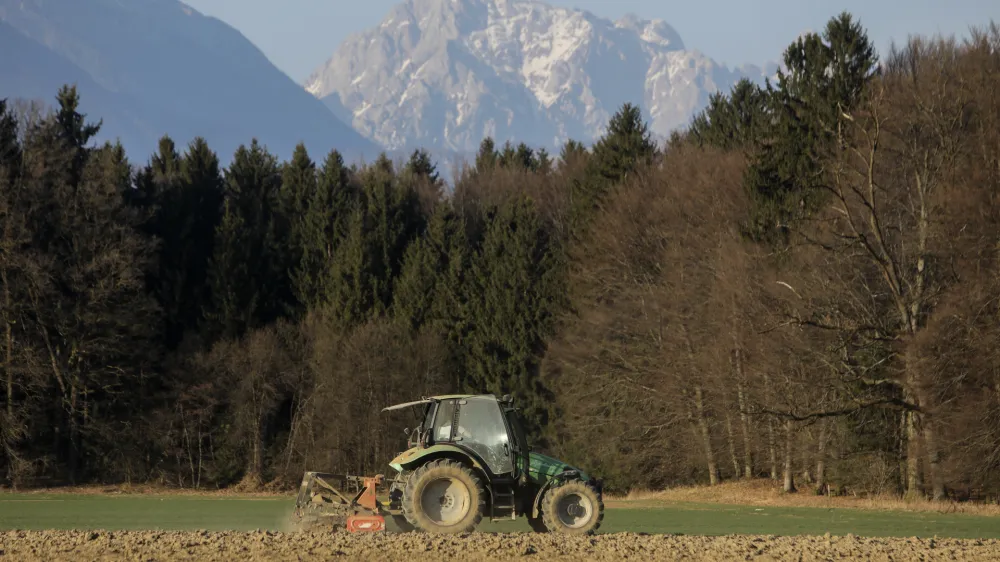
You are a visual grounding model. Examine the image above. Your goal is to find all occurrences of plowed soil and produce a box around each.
[3,529,1000,561]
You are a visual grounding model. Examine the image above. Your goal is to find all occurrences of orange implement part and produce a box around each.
[346,515,385,533]
[355,475,383,512]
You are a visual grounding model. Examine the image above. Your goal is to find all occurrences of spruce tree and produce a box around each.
[571,103,658,235]
[204,139,284,340]
[465,195,565,433]
[0,99,21,182]
[134,136,226,349]
[405,148,440,185]
[688,79,770,150]
[23,116,159,481]
[392,201,467,331]
[594,103,657,176]
[319,148,355,246]
[326,155,423,329]
[536,148,552,175]
[178,137,225,342]
[279,143,318,314]
[742,12,877,243]
[475,138,498,171]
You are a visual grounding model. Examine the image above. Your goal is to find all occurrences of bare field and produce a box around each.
[3,529,1000,561]
[4,481,1000,560]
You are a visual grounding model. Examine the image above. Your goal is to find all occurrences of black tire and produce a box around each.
[540,479,604,535]
[402,458,485,534]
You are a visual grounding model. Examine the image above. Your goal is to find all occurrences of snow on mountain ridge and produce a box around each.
[305,0,775,154]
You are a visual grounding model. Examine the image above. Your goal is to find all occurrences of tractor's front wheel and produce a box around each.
[402,459,485,534]
[540,479,604,535]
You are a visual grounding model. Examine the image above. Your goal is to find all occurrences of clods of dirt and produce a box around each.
[2,530,1000,561]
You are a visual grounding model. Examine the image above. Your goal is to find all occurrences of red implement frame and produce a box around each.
[346,476,385,533]
[294,472,387,533]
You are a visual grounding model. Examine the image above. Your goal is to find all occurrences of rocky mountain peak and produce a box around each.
[304,0,776,158]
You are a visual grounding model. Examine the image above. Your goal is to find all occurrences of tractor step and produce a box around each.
[490,484,518,520]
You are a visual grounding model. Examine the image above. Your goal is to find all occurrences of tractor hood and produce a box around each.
[528,451,591,483]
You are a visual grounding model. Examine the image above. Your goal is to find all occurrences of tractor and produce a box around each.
[294,393,604,535]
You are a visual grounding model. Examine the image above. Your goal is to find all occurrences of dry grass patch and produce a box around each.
[606,479,1000,516]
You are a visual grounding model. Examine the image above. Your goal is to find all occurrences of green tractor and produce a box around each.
[384,393,604,534]
[294,393,604,535]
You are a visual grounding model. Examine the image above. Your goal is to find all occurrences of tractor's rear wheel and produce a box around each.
[540,479,604,535]
[402,459,484,534]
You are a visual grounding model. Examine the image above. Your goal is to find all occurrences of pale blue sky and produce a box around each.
[183,0,997,83]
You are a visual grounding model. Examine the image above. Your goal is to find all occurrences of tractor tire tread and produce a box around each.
[540,479,604,535]
[401,458,485,534]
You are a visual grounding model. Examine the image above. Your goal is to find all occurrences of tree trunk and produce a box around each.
[68,378,79,485]
[737,381,753,479]
[815,420,827,494]
[782,419,796,493]
[921,410,945,500]
[767,418,778,480]
[250,415,264,483]
[694,385,719,486]
[3,267,11,419]
[905,409,923,497]
[725,411,740,478]
[903,343,925,498]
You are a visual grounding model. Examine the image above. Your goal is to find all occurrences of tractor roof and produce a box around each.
[381,394,492,412]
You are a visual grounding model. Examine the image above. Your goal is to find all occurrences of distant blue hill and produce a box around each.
[0,0,380,166]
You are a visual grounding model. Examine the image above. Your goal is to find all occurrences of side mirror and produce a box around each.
[501,394,512,403]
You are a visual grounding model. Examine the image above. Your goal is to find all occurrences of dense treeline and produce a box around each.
[2,13,999,501]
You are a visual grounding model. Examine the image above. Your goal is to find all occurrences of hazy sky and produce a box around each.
[183,0,997,82]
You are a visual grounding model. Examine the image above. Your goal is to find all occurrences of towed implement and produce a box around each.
[294,393,604,535]
[294,473,388,532]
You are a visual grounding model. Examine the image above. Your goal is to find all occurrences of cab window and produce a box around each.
[457,396,514,475]
[432,399,457,442]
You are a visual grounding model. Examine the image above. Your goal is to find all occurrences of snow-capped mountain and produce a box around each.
[304,0,777,155]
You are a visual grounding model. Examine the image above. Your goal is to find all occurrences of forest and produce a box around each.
[2,13,1000,502]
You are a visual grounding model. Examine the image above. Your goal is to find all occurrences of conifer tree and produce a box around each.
[327,207,371,329]
[465,196,565,433]
[327,155,424,329]
[177,138,225,342]
[688,79,770,150]
[53,86,101,187]
[497,141,518,169]
[571,103,658,236]
[22,103,159,481]
[405,148,440,185]
[133,136,225,349]
[392,201,467,331]
[742,12,877,242]
[536,148,552,175]
[279,143,318,314]
[319,148,355,245]
[475,138,498,171]
[204,140,284,340]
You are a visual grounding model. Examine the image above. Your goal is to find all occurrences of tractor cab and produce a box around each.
[385,394,528,480]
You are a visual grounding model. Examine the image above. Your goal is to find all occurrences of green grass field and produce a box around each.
[1,494,998,539]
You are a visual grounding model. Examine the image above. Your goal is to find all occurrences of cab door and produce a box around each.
[455,396,515,476]
[502,406,530,480]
